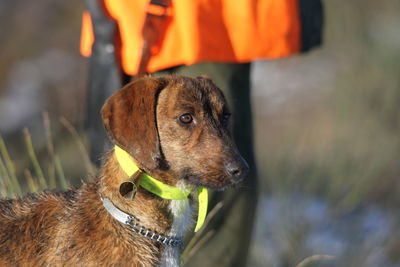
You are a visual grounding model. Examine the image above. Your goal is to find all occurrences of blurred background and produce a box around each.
[1,0,400,266]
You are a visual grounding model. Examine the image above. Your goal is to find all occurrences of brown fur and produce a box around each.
[0,75,248,266]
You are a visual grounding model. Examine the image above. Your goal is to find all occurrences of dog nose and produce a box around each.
[224,156,249,181]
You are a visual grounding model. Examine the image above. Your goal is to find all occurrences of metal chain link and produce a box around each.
[125,215,183,247]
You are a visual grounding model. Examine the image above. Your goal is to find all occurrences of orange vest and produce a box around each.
[81,0,301,75]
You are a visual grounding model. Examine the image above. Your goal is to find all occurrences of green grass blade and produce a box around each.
[0,136,22,196]
[0,156,12,198]
[54,155,68,189]
[23,128,47,189]
[43,112,57,189]
[24,169,38,193]
[60,117,96,177]
[47,163,56,189]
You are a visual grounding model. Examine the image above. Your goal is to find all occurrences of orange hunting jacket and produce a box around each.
[81,0,303,75]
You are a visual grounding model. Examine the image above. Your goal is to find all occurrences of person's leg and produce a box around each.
[159,62,258,266]
[85,53,122,166]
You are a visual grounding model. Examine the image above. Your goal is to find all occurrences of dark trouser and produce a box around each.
[157,63,258,266]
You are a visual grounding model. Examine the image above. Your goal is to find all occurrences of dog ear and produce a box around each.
[101,77,166,170]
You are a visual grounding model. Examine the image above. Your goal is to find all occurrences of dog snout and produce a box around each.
[224,156,249,182]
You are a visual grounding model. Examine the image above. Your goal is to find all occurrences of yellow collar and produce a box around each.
[114,145,208,232]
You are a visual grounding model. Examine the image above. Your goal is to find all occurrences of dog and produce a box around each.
[0,75,249,266]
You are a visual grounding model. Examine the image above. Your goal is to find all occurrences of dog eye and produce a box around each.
[222,113,231,126]
[179,113,193,124]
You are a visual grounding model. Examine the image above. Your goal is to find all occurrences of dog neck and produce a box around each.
[98,151,173,236]
[109,145,208,232]
[97,147,207,240]
[98,149,196,265]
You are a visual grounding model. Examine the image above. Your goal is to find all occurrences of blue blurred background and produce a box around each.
[1,1,400,266]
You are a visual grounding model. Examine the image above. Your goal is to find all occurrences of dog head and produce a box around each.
[101,75,249,190]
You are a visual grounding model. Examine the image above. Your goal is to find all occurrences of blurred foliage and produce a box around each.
[249,1,400,265]
[0,113,93,198]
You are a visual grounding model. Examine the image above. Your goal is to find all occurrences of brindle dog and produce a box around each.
[0,75,248,266]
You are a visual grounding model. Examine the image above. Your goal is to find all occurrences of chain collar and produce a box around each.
[125,214,183,247]
[102,198,183,247]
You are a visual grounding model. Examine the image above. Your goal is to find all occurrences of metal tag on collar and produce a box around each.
[119,170,143,200]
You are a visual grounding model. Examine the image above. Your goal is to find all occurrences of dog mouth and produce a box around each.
[181,168,244,191]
